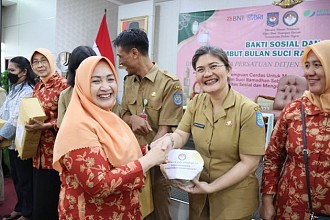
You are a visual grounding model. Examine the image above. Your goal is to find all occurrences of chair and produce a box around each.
[255,75,308,121]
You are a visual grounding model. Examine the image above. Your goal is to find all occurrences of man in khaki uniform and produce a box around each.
[113,28,183,220]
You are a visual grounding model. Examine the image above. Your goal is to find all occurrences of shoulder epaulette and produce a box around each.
[163,71,179,80]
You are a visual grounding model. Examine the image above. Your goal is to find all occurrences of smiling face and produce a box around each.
[304,51,326,96]
[195,53,231,96]
[31,52,52,80]
[90,60,118,110]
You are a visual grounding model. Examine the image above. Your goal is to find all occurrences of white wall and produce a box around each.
[1,0,118,72]
[2,0,311,95]
[56,0,117,57]
[116,0,155,102]
[2,0,57,60]
[154,0,179,74]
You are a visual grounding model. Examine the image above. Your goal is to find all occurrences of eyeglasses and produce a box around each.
[195,64,225,74]
[32,59,48,67]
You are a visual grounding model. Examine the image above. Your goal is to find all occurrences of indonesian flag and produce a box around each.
[93,14,115,65]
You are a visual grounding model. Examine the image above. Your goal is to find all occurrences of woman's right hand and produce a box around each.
[138,145,169,173]
[150,134,174,151]
[260,194,276,220]
[147,144,169,166]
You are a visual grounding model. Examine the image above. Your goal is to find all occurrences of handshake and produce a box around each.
[149,134,204,188]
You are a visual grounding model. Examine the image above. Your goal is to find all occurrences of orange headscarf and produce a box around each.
[30,48,56,74]
[53,56,142,173]
[301,40,330,112]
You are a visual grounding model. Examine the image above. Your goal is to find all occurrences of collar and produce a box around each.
[221,86,235,109]
[132,63,159,83]
[11,81,25,91]
[203,85,235,110]
[202,85,235,122]
[38,73,60,89]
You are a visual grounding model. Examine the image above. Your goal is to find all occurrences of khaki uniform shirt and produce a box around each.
[111,102,121,117]
[57,87,73,128]
[178,88,265,219]
[121,64,183,145]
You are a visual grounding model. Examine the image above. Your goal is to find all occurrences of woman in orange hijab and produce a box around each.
[261,40,330,219]
[53,56,168,219]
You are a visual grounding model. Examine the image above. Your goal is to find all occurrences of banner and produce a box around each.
[93,14,115,65]
[177,0,330,104]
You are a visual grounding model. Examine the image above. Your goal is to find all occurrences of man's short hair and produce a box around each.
[113,28,149,56]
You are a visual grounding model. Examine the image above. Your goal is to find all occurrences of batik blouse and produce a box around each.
[33,73,68,169]
[58,146,145,220]
[262,96,330,219]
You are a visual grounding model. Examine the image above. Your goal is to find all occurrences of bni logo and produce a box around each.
[267,12,279,27]
[226,15,244,22]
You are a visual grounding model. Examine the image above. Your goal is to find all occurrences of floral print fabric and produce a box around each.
[58,146,145,220]
[33,74,68,169]
[262,97,330,219]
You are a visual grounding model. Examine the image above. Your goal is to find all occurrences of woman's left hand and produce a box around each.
[178,178,213,194]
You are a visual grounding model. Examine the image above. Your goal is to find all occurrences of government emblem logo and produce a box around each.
[267,12,279,27]
[283,11,298,26]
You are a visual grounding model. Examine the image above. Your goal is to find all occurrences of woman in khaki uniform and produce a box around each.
[153,45,265,220]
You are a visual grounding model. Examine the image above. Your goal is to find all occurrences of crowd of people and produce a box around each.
[0,29,329,220]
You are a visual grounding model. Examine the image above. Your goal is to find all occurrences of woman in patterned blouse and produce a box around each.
[26,48,69,220]
[53,56,168,220]
[261,40,330,219]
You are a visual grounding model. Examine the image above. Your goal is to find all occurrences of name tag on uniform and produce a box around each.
[193,122,205,129]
